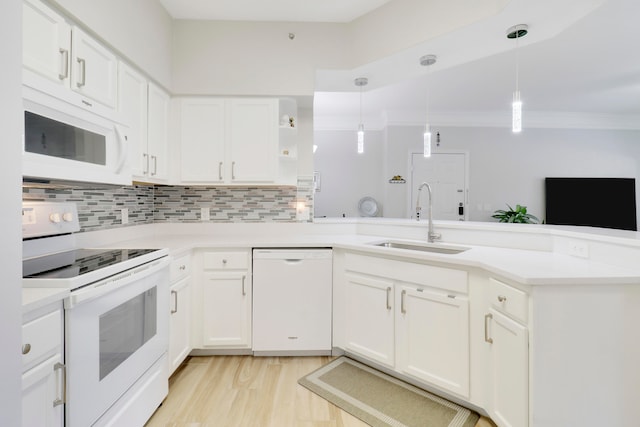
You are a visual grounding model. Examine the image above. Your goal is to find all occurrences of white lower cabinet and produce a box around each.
[195,250,252,350]
[168,253,192,374]
[341,252,470,398]
[344,272,395,368]
[396,284,470,397]
[484,277,529,427]
[22,302,64,427]
[169,276,192,374]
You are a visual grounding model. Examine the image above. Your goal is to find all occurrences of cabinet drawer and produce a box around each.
[22,309,62,370]
[170,253,191,282]
[488,278,528,323]
[203,251,249,270]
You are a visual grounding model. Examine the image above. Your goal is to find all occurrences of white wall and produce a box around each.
[313,129,386,217]
[171,20,351,96]
[0,1,24,425]
[315,125,640,223]
[52,0,173,88]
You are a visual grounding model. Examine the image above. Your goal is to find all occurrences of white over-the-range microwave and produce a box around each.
[22,84,132,186]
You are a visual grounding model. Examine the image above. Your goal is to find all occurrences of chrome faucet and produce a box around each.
[416,182,441,243]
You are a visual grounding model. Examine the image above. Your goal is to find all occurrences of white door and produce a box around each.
[147,82,170,180]
[396,285,470,397]
[344,273,395,368]
[202,272,251,348]
[410,153,467,220]
[23,0,71,87]
[71,26,117,107]
[180,98,226,183]
[488,309,529,427]
[228,98,278,183]
[118,63,148,177]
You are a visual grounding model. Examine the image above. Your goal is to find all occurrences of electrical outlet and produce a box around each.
[200,207,210,221]
[121,208,128,225]
[568,240,589,258]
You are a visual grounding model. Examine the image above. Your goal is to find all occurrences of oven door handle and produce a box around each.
[65,257,169,309]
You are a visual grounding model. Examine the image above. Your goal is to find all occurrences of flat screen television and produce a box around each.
[545,177,637,231]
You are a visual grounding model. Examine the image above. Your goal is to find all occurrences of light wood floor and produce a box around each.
[145,355,497,427]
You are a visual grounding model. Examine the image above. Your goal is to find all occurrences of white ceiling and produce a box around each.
[158,0,640,128]
[158,0,393,23]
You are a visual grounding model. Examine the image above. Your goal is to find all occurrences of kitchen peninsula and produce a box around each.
[26,218,640,427]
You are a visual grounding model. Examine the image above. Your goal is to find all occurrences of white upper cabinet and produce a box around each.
[178,97,281,185]
[70,26,117,108]
[180,98,226,183]
[22,0,117,109]
[146,82,170,181]
[118,62,148,177]
[22,0,71,87]
[227,98,278,183]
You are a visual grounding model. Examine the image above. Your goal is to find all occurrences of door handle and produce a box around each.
[401,289,407,314]
[53,362,66,407]
[386,286,391,310]
[218,162,223,180]
[484,313,493,344]
[241,275,246,296]
[458,202,464,216]
[143,153,149,174]
[171,289,178,314]
[59,48,69,80]
[232,161,236,180]
[76,58,86,87]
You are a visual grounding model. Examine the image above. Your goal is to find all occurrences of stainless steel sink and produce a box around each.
[370,240,470,254]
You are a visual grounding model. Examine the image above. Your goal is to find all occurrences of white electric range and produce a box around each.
[22,201,170,427]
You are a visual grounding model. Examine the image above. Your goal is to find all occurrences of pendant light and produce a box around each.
[419,54,437,157]
[507,24,528,133]
[354,77,368,154]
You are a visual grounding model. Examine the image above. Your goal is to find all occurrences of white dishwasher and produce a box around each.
[252,248,333,355]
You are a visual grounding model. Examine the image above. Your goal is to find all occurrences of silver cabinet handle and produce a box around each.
[22,343,31,355]
[497,295,507,303]
[179,265,186,271]
[76,58,86,87]
[143,153,149,174]
[171,289,178,314]
[241,275,246,296]
[484,313,493,344]
[53,362,66,407]
[218,162,223,180]
[59,48,69,80]
[232,161,236,180]
[151,155,158,176]
[222,259,227,266]
[401,289,407,314]
[386,287,391,310]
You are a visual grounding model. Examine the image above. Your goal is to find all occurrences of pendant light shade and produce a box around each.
[419,54,437,157]
[354,77,368,154]
[507,24,528,133]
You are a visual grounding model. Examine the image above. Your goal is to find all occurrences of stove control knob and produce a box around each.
[49,213,61,223]
[62,212,74,222]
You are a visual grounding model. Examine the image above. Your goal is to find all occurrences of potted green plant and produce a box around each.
[492,204,539,224]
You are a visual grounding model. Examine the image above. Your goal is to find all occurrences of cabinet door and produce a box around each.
[228,98,278,183]
[488,309,529,427]
[23,0,71,87]
[180,98,226,183]
[22,354,64,427]
[22,353,64,427]
[202,272,251,348]
[344,273,395,368]
[169,277,192,375]
[71,26,117,107]
[118,63,148,177]
[396,285,470,397]
[147,83,170,180]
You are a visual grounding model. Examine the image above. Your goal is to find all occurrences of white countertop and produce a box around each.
[24,220,640,312]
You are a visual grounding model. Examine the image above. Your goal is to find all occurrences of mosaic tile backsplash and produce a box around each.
[23,178,314,232]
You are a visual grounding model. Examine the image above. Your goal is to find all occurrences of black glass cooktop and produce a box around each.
[23,248,160,279]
